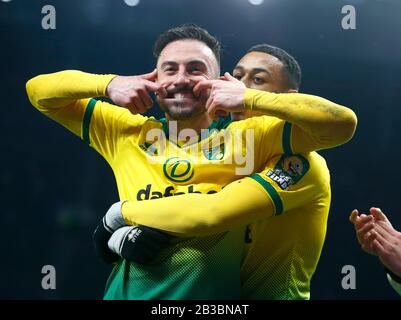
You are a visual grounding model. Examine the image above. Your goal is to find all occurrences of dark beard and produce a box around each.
[157,100,206,120]
[156,91,209,121]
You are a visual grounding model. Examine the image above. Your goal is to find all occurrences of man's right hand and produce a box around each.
[93,201,172,265]
[93,201,128,264]
[106,69,167,114]
[108,226,171,265]
[350,208,401,277]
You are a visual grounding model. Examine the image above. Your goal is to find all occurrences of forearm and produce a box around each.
[244,89,357,150]
[26,70,116,111]
[122,178,274,237]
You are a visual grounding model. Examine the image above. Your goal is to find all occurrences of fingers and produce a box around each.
[141,69,168,98]
[369,207,397,235]
[193,80,220,97]
[377,219,397,236]
[128,89,153,114]
[141,68,158,81]
[131,77,167,113]
[355,214,373,230]
[205,96,217,120]
[359,223,396,260]
[155,87,168,98]
[205,91,227,120]
[368,229,394,255]
[138,90,153,111]
[129,95,146,113]
[370,207,386,220]
[356,221,375,243]
[193,80,213,97]
[370,238,386,256]
[349,209,359,224]
[224,72,240,83]
[361,231,379,255]
[370,222,398,245]
[206,100,228,120]
[142,81,166,96]
[370,207,392,226]
[365,230,378,243]
[350,207,399,262]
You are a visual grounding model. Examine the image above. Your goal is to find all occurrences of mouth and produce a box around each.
[165,91,197,102]
[175,92,196,99]
[164,86,196,99]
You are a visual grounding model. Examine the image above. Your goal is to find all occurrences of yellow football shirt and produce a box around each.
[120,151,331,299]
[242,152,331,299]
[33,95,289,299]
[27,70,348,299]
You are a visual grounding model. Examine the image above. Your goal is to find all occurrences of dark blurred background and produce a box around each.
[1,0,400,299]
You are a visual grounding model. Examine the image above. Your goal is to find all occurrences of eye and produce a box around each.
[163,67,176,74]
[233,74,243,80]
[253,76,265,85]
[190,66,203,74]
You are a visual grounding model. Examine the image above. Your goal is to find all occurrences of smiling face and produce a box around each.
[156,39,220,121]
[231,51,297,120]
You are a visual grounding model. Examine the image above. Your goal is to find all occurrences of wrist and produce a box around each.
[103,74,118,97]
[104,200,128,231]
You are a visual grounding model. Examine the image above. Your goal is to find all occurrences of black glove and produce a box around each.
[93,201,128,264]
[108,226,171,264]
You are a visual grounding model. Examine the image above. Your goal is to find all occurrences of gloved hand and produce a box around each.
[108,226,171,265]
[93,201,128,264]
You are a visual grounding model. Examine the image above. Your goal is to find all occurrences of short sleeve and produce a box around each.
[247,152,330,215]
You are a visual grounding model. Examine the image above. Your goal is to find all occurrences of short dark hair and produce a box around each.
[247,44,302,90]
[153,24,221,66]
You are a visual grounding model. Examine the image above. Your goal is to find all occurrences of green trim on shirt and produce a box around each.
[82,99,97,145]
[249,174,284,215]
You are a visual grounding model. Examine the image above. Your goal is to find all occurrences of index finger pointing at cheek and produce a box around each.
[145,81,164,93]
[141,68,158,81]
[193,80,214,97]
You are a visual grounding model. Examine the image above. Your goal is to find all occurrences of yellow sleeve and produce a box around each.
[247,152,330,215]
[227,116,286,173]
[122,177,275,237]
[244,89,358,153]
[26,70,147,163]
[122,153,330,237]
[26,70,116,125]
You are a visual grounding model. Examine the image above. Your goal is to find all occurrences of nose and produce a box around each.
[241,75,252,88]
[173,69,191,88]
